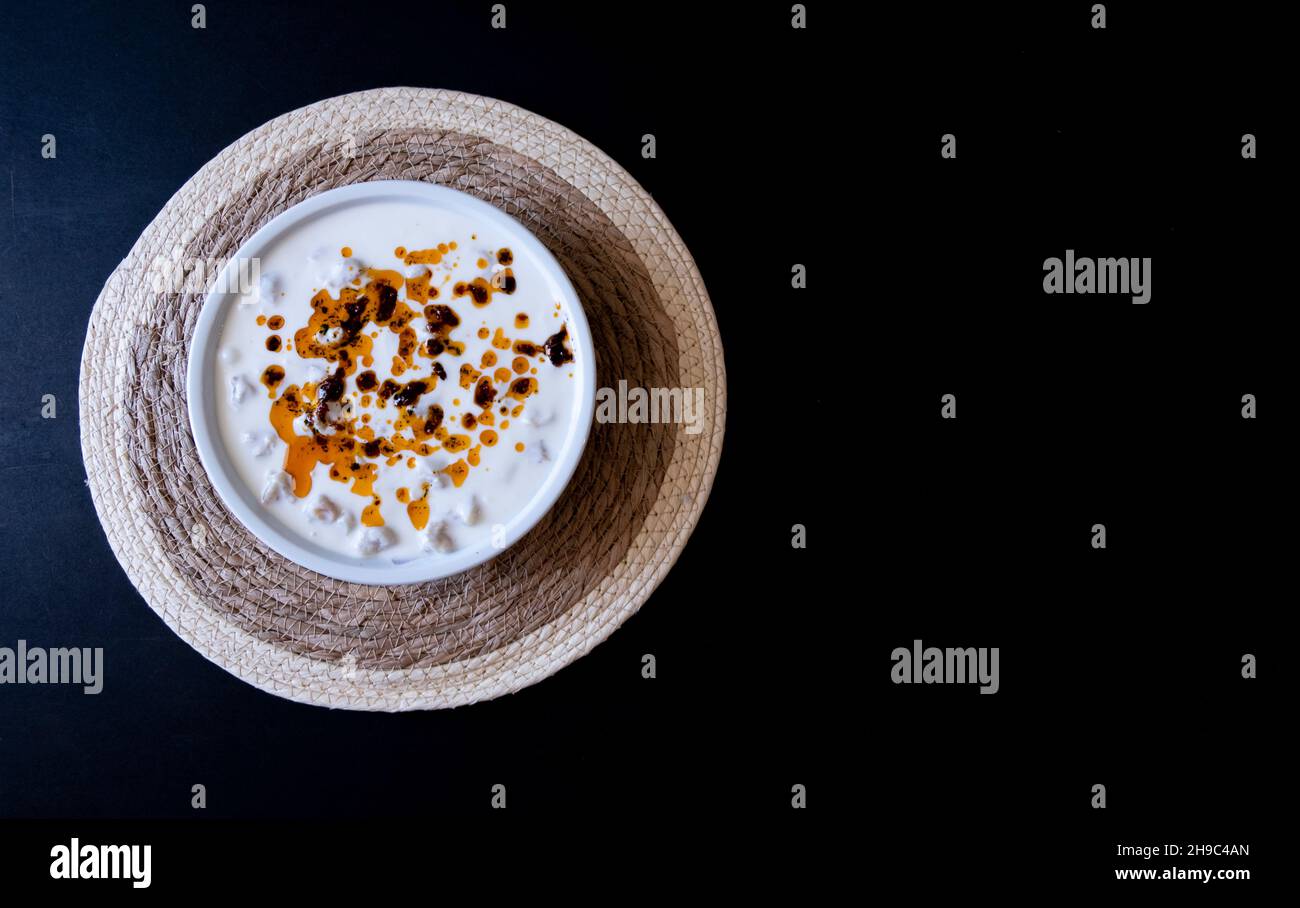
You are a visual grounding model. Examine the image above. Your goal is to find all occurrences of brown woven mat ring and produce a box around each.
[79,88,725,710]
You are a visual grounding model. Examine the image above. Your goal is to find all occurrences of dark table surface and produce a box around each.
[0,0,834,818]
[0,1,1285,885]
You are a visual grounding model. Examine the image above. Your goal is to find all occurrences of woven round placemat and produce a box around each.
[80,87,725,710]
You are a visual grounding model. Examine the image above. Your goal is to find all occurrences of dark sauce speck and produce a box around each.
[424,304,460,332]
[392,379,428,409]
[544,325,574,366]
[261,365,285,391]
[375,282,398,322]
[317,367,346,402]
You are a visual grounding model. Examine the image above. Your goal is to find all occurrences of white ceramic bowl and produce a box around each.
[187,181,595,584]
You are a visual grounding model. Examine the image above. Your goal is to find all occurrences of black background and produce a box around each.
[0,0,1284,894]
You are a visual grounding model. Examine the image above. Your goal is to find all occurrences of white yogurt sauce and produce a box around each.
[213,198,579,562]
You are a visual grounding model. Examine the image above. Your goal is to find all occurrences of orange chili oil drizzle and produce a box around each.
[259,245,562,529]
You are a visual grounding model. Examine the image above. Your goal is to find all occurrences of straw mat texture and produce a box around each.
[80,88,724,710]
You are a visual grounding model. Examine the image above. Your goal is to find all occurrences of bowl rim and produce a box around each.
[185,179,596,585]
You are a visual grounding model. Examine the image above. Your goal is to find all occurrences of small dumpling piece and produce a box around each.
[455,495,481,527]
[337,257,365,282]
[239,271,281,307]
[260,470,294,504]
[229,375,254,406]
[425,470,449,491]
[241,431,274,457]
[257,271,283,306]
[355,525,395,556]
[420,519,457,554]
[415,457,450,491]
[309,248,365,290]
[319,399,348,428]
[305,495,342,524]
